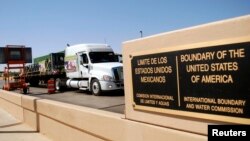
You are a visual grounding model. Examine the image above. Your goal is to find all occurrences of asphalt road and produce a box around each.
[0,80,125,114]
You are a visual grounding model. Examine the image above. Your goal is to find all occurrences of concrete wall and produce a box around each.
[0,90,23,121]
[0,90,206,141]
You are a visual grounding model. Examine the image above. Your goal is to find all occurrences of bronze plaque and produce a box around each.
[131,42,250,119]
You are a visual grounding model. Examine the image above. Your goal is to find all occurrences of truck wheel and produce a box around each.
[55,78,61,91]
[23,88,28,94]
[91,79,101,96]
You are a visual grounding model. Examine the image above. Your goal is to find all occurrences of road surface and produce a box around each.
[0,80,125,114]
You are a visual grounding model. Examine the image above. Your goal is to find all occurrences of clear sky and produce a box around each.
[1,0,250,67]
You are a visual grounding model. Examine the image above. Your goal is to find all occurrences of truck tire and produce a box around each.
[91,79,101,96]
[23,88,28,94]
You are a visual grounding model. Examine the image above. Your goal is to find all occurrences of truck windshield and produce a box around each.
[89,52,117,63]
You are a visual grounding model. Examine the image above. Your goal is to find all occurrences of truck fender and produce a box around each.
[89,76,99,91]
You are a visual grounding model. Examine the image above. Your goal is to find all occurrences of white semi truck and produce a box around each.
[24,44,124,95]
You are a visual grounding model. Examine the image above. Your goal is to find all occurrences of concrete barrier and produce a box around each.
[22,95,40,130]
[0,90,23,121]
[0,90,40,130]
[0,90,205,141]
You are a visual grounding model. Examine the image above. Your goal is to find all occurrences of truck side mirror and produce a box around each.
[83,64,88,68]
[80,60,83,65]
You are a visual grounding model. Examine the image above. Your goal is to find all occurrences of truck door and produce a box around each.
[79,53,90,78]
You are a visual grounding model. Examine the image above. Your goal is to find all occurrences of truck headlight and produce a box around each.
[103,75,113,81]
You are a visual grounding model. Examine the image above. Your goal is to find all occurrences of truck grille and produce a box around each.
[112,67,123,81]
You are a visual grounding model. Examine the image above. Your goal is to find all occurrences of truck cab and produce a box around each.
[62,44,123,95]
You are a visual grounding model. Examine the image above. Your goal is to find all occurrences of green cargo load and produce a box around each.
[26,51,65,74]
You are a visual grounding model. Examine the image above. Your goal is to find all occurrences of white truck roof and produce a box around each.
[65,44,113,56]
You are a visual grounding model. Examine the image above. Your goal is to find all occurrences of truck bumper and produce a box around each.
[99,81,124,91]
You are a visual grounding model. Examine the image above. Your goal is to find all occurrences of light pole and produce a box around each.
[140,30,143,38]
